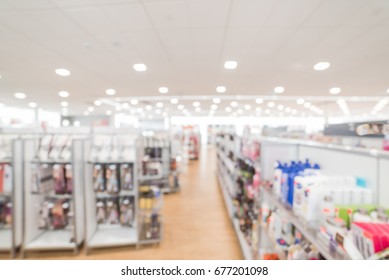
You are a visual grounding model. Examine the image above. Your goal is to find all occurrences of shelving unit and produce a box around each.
[21,135,85,257]
[0,137,23,258]
[261,186,350,260]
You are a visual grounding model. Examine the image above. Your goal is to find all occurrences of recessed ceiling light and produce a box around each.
[73,120,81,127]
[277,105,284,111]
[224,61,238,69]
[216,86,226,93]
[296,98,305,105]
[106,89,116,96]
[159,87,168,94]
[267,101,275,108]
[255,98,263,104]
[130,99,139,105]
[211,104,218,110]
[304,102,311,108]
[193,101,200,107]
[285,107,291,113]
[94,100,102,106]
[58,91,69,98]
[84,111,89,116]
[225,107,232,112]
[145,105,152,111]
[55,68,71,76]
[122,103,130,109]
[60,101,69,107]
[106,110,112,116]
[265,109,271,114]
[244,104,251,110]
[314,62,330,71]
[61,108,68,116]
[170,98,178,104]
[237,109,243,114]
[195,107,201,112]
[14,92,26,99]
[28,102,37,108]
[329,87,341,95]
[88,106,94,112]
[213,98,221,104]
[178,104,184,110]
[256,107,262,112]
[274,86,285,94]
[62,119,70,127]
[156,102,164,108]
[230,101,238,107]
[133,63,147,72]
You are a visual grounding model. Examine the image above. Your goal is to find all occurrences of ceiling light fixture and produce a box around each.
[106,110,112,116]
[313,62,330,71]
[329,87,341,95]
[304,102,311,108]
[145,105,152,111]
[58,91,69,98]
[195,107,201,112]
[88,106,94,112]
[296,98,305,105]
[130,99,139,105]
[267,101,275,108]
[55,68,71,76]
[28,102,37,108]
[94,100,102,106]
[225,107,232,112]
[230,101,238,107]
[84,111,89,116]
[274,86,285,94]
[224,61,238,69]
[14,92,27,99]
[193,101,200,107]
[106,89,116,96]
[256,107,262,112]
[178,104,184,110]
[216,86,226,93]
[277,105,284,111]
[122,103,129,109]
[60,101,69,107]
[156,102,164,108]
[211,104,218,110]
[213,98,221,104]
[159,87,168,94]
[255,98,264,104]
[133,63,147,72]
[170,98,178,104]
[244,104,251,110]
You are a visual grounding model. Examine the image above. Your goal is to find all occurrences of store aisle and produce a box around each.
[26,146,242,260]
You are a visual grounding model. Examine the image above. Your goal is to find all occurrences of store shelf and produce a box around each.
[217,151,235,174]
[0,229,12,251]
[260,223,287,260]
[95,190,136,198]
[217,173,234,219]
[232,218,254,260]
[140,174,164,181]
[88,227,138,248]
[24,230,76,250]
[262,186,350,260]
[0,192,12,197]
[31,160,71,164]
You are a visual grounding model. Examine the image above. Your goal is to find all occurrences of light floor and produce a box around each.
[16,146,242,260]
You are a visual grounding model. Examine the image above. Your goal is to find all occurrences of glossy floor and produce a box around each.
[21,146,242,260]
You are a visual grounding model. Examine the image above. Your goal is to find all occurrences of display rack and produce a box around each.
[84,133,138,253]
[216,129,255,260]
[21,135,85,257]
[0,136,23,258]
[139,136,171,194]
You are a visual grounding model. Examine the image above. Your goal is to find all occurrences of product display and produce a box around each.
[38,199,72,230]
[139,186,163,241]
[0,163,13,194]
[32,163,73,195]
[0,200,12,229]
[93,163,134,193]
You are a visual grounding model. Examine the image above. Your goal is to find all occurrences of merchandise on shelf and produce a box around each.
[0,199,12,228]
[139,186,162,241]
[96,196,135,226]
[0,163,13,194]
[32,163,73,195]
[93,163,134,193]
[38,199,72,230]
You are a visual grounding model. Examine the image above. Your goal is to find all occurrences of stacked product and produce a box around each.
[96,197,135,227]
[139,186,162,241]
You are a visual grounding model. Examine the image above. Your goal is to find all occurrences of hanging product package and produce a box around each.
[106,164,119,193]
[93,164,105,192]
[106,198,119,224]
[96,199,107,224]
[120,163,133,191]
[53,164,66,194]
[120,196,134,226]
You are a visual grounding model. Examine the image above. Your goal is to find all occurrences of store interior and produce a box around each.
[1,0,389,260]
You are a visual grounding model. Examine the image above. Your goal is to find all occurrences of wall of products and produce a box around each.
[216,127,389,260]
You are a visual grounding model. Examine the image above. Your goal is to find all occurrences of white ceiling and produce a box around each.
[1,0,389,118]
